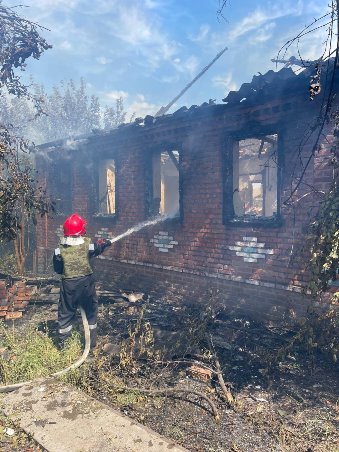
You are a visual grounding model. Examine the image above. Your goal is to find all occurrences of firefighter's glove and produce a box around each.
[97,238,111,246]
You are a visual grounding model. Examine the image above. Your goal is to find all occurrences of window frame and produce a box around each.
[93,156,119,219]
[223,130,283,227]
[145,143,183,222]
[48,157,73,216]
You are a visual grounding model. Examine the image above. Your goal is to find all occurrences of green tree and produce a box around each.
[0,78,127,144]
[0,2,52,273]
[104,97,126,130]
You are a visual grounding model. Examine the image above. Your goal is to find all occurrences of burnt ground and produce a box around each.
[1,287,338,452]
[0,411,43,452]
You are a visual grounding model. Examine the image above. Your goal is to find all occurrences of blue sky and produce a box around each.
[4,0,332,118]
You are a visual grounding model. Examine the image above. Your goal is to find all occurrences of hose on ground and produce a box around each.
[0,307,90,393]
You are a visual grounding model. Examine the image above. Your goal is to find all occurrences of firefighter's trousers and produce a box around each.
[58,274,98,348]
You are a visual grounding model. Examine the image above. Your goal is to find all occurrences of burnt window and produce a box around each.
[48,159,72,215]
[98,159,116,215]
[224,134,281,226]
[147,150,181,218]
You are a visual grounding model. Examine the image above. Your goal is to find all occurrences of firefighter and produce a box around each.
[53,213,111,349]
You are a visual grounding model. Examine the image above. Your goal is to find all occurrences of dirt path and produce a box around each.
[2,378,186,452]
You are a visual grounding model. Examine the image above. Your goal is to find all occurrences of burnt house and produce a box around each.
[35,65,338,321]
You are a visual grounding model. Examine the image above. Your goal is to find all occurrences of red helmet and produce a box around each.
[63,214,86,237]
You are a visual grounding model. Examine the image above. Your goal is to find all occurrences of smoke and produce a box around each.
[110,214,172,243]
[64,138,88,150]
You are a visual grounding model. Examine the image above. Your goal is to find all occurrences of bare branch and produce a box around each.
[116,384,220,423]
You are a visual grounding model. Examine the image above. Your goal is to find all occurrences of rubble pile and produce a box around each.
[0,278,61,321]
[0,280,35,320]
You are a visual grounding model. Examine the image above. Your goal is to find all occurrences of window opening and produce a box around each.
[152,150,180,216]
[233,135,278,219]
[48,160,72,215]
[98,159,116,215]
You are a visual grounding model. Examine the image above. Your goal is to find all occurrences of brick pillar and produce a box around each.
[73,161,90,217]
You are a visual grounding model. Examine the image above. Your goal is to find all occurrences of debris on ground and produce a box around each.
[0,286,338,452]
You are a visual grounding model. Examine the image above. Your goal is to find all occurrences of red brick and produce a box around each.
[6,312,22,320]
[34,91,337,316]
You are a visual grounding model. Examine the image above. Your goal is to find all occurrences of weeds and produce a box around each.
[0,320,82,385]
[0,299,338,451]
[0,410,43,451]
[119,304,161,369]
[0,248,17,275]
[277,307,338,365]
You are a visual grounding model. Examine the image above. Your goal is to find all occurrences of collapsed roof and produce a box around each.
[37,59,338,151]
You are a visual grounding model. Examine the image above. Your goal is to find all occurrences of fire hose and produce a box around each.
[0,307,90,393]
[0,217,169,393]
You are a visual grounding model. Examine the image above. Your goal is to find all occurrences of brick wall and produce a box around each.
[93,259,312,322]
[34,85,338,319]
[0,279,33,320]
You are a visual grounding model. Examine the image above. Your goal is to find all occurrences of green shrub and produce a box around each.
[0,321,82,385]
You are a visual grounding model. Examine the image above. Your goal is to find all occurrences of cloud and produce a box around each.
[126,94,161,118]
[5,0,330,122]
[172,55,199,77]
[99,91,160,118]
[229,5,300,41]
[212,72,237,94]
[7,0,79,24]
[144,0,163,9]
[251,22,276,44]
[96,56,112,65]
[6,0,199,86]
[7,0,179,69]
[103,90,129,102]
[107,4,179,71]
[228,1,303,42]
[58,40,72,50]
[204,0,309,52]
[189,24,210,42]
[287,25,336,61]
[274,2,334,62]
[306,1,330,15]
[160,75,180,84]
[112,7,153,44]
[19,0,79,9]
